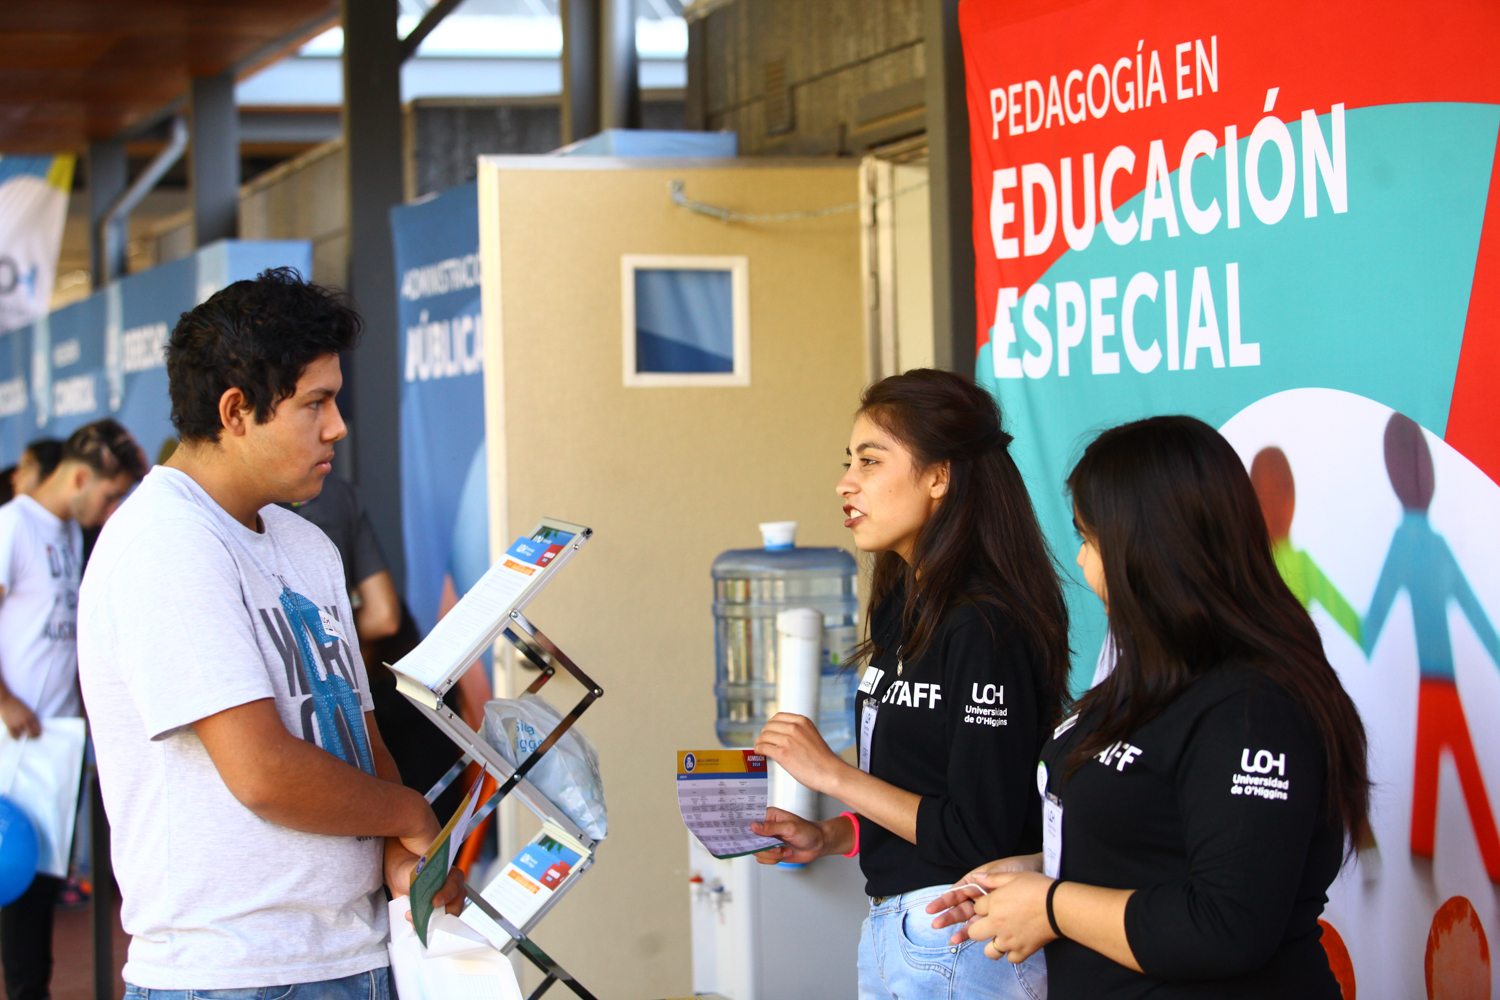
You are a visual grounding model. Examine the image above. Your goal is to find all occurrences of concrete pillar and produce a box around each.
[190,70,241,246]
[599,0,639,130]
[923,0,975,377]
[341,0,407,590]
[87,138,127,290]
[561,0,602,143]
[684,15,708,131]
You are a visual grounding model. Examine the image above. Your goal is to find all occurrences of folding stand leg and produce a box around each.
[419,610,602,814]
[515,936,598,1000]
[396,605,605,998]
[463,877,599,1000]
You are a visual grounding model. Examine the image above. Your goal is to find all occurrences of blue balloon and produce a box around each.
[0,797,38,906]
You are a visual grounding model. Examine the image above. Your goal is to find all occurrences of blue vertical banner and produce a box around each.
[391,183,488,636]
[0,239,311,468]
[108,255,194,463]
[0,321,34,462]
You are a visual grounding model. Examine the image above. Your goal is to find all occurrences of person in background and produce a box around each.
[751,369,1071,1000]
[10,438,64,500]
[280,476,467,815]
[280,475,400,650]
[929,415,1369,1000]
[78,268,461,1000]
[0,419,145,1000]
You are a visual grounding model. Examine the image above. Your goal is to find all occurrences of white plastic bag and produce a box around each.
[0,718,86,878]
[387,896,522,1000]
[482,694,607,841]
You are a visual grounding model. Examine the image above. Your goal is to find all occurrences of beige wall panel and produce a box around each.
[238,139,349,287]
[481,160,864,998]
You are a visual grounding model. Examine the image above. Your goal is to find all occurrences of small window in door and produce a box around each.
[622,255,750,387]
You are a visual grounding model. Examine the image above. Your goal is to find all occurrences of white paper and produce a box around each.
[0,718,86,877]
[858,699,878,774]
[424,913,497,958]
[446,784,483,871]
[461,828,584,943]
[388,897,522,1000]
[1042,793,1063,880]
[393,557,540,689]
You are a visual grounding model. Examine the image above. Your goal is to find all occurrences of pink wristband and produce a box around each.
[839,811,861,857]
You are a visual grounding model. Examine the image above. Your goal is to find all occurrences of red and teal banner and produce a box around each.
[962,0,1500,994]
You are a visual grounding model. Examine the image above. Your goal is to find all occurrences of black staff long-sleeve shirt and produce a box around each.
[857,588,1047,897]
[1040,663,1345,1000]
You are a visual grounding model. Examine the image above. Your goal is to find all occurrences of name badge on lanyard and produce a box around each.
[857,666,886,773]
[1038,761,1063,879]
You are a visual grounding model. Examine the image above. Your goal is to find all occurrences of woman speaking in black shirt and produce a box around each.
[750,369,1071,1000]
[928,415,1370,999]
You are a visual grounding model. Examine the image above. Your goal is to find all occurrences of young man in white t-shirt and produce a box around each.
[0,420,144,1000]
[78,268,462,1000]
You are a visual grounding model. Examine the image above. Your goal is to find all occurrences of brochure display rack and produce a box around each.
[391,518,603,1000]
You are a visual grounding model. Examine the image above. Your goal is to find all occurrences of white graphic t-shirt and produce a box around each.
[0,495,82,719]
[78,467,386,989]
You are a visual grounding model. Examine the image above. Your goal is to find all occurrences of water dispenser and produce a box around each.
[712,521,859,750]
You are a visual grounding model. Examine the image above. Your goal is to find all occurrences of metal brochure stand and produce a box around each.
[391,518,603,1000]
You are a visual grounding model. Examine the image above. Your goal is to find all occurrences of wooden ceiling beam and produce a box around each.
[0,0,339,151]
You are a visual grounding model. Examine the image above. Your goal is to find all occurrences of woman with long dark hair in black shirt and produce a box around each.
[928,415,1370,999]
[750,369,1071,1000]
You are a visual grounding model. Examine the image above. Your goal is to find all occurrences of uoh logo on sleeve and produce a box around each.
[1241,748,1287,775]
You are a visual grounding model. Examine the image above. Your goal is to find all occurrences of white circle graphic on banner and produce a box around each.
[1221,387,1500,999]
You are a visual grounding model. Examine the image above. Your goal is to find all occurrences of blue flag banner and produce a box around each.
[391,182,488,637]
[0,239,312,468]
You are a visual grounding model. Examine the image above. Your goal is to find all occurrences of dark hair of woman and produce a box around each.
[853,369,1072,723]
[1066,415,1370,845]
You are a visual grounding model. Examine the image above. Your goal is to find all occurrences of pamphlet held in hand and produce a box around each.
[676,750,781,859]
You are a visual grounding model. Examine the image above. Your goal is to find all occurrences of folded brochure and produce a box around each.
[392,526,577,691]
[461,823,587,945]
[677,750,781,859]
[409,778,483,946]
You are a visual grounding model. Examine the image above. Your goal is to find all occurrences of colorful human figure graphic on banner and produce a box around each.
[1251,444,1381,866]
[1364,414,1500,880]
[1251,447,1363,645]
[1225,389,1500,998]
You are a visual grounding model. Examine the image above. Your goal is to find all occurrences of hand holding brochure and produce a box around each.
[676,750,781,859]
[410,780,483,946]
[392,521,587,692]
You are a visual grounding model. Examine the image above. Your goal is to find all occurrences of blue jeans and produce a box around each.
[857,887,1046,1000]
[125,968,390,1000]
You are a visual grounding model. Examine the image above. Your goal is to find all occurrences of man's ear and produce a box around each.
[218,387,253,438]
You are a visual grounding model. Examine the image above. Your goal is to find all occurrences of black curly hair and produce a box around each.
[167,267,361,443]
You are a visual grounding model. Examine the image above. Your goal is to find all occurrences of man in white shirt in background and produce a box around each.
[0,418,144,1000]
[78,267,461,1000]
